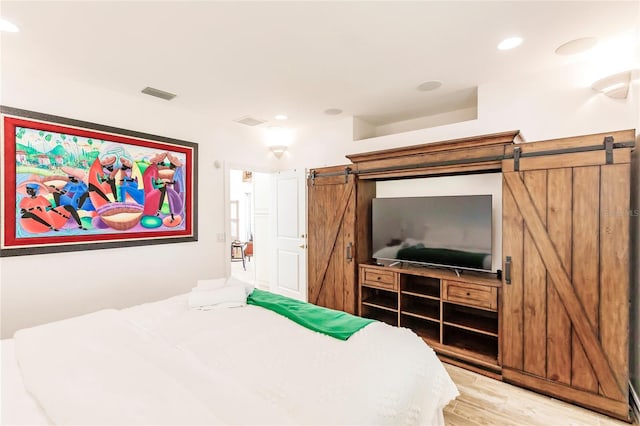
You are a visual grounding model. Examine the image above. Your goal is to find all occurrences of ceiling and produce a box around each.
[1,1,639,131]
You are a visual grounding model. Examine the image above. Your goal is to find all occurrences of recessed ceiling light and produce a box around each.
[555,37,598,55]
[0,18,19,33]
[417,80,442,91]
[497,37,523,51]
[274,114,288,120]
[324,108,343,115]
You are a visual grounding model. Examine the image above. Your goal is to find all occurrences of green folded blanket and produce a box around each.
[247,289,375,340]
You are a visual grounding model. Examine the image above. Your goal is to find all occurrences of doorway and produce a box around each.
[225,165,308,297]
[229,169,255,283]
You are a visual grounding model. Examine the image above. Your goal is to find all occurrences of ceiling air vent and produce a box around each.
[234,116,266,127]
[141,86,177,101]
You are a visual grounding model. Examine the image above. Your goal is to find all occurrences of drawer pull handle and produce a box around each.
[377,276,381,280]
[505,256,512,285]
[466,292,471,296]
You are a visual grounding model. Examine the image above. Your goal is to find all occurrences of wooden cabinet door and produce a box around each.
[307,170,357,313]
[501,158,630,419]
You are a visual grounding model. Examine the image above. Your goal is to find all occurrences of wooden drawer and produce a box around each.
[361,267,398,291]
[443,280,497,310]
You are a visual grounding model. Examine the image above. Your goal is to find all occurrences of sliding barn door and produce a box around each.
[501,131,632,421]
[307,168,357,313]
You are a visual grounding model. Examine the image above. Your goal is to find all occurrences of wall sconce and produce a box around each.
[270,145,288,159]
[265,126,293,159]
[591,70,633,99]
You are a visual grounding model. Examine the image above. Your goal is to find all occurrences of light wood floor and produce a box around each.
[443,364,638,426]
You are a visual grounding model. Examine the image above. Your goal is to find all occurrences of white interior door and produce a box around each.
[271,169,307,301]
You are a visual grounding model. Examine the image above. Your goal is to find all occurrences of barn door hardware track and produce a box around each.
[311,137,633,179]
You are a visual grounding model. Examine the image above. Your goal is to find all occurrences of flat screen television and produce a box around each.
[371,195,493,272]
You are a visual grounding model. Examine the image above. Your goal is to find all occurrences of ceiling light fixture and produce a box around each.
[417,80,442,91]
[497,37,523,51]
[0,18,19,33]
[591,70,635,99]
[274,114,288,120]
[324,108,343,115]
[555,37,598,56]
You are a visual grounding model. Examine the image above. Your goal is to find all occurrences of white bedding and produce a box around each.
[2,294,458,425]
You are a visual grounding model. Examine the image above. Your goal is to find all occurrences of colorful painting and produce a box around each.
[1,106,198,256]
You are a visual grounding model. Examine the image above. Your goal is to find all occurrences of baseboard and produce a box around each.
[630,382,640,424]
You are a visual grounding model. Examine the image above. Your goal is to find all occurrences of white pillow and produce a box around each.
[373,245,401,260]
[225,276,255,296]
[188,285,247,309]
[195,278,226,290]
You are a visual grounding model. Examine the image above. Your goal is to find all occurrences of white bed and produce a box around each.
[1,293,458,425]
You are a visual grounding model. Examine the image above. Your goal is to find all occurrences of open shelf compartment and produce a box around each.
[401,294,440,321]
[443,325,498,362]
[443,302,498,336]
[401,314,439,342]
[401,274,440,298]
[362,304,398,326]
[361,286,398,312]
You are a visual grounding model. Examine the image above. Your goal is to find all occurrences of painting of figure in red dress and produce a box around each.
[1,107,196,256]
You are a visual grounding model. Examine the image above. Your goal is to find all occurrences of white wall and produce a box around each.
[0,68,280,338]
[283,116,355,169]
[373,107,478,139]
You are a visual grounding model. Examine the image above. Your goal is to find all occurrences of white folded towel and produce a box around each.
[225,276,255,296]
[194,278,226,290]
[188,285,247,310]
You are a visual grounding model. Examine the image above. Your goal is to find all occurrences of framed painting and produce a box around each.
[1,106,198,256]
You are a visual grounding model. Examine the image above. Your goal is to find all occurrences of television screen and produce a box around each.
[372,195,492,271]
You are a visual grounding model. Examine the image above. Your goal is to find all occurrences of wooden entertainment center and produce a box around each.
[359,263,501,376]
[307,129,635,421]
